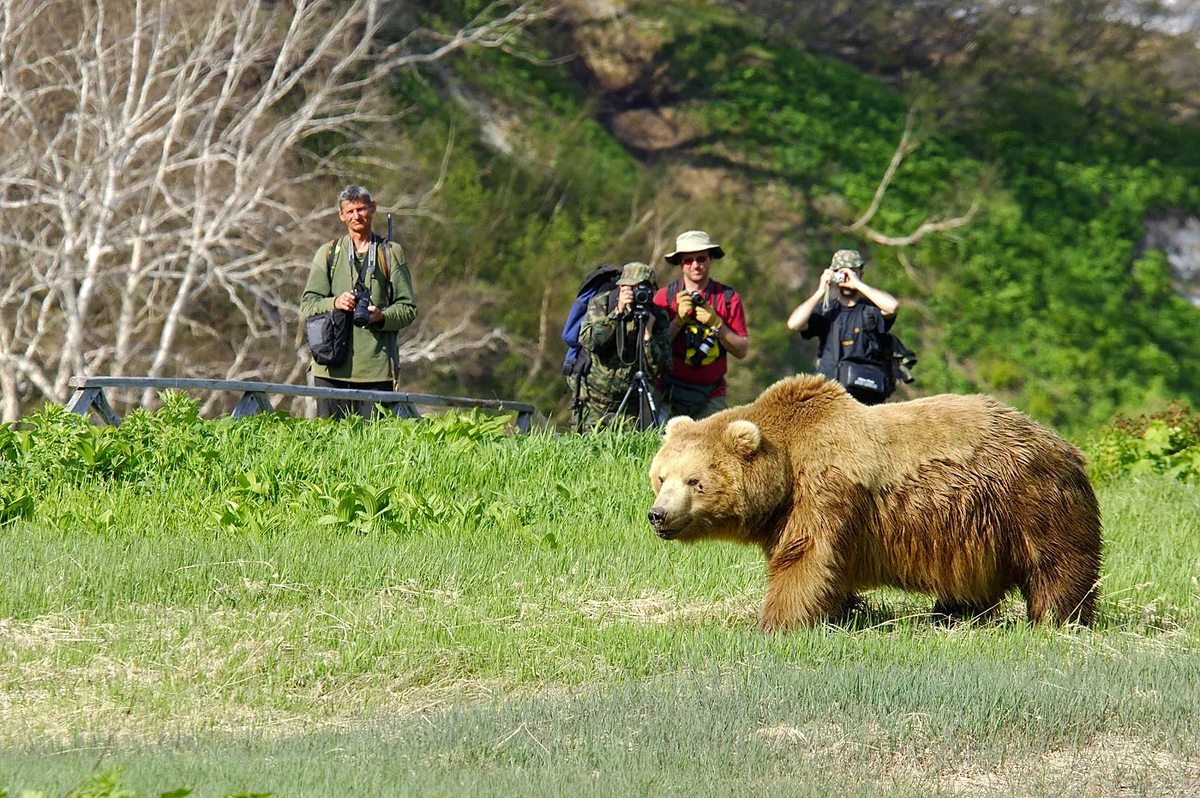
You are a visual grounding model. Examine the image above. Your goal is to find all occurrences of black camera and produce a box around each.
[688,290,706,307]
[631,282,654,309]
[352,284,372,328]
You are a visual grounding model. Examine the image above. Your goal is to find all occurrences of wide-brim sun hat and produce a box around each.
[665,230,725,265]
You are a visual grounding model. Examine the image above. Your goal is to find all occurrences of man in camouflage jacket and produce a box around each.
[576,262,672,431]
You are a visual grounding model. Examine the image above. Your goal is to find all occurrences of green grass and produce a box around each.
[2,413,1199,796]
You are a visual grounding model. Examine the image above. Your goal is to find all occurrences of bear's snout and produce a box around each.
[648,507,677,539]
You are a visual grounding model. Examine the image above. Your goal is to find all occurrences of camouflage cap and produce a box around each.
[831,249,865,271]
[617,261,655,286]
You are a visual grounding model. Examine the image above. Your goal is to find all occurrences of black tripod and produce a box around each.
[613,308,664,431]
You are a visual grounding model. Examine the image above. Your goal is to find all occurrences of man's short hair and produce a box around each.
[338,185,373,206]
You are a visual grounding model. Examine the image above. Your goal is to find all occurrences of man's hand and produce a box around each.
[819,269,837,291]
[333,291,358,312]
[616,285,633,316]
[675,290,694,320]
[694,304,719,328]
[368,305,384,325]
[839,269,863,291]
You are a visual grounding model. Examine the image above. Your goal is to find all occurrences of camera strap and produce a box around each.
[356,244,375,291]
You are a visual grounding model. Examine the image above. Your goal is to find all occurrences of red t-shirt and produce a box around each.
[653,280,748,395]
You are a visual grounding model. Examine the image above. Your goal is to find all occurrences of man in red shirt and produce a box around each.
[652,230,749,419]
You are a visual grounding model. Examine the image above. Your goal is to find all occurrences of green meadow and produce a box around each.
[1,399,1198,796]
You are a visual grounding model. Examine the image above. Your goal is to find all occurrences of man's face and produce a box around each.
[679,250,712,283]
[338,199,375,236]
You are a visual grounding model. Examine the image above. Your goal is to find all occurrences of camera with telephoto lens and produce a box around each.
[352,284,372,328]
[831,270,848,285]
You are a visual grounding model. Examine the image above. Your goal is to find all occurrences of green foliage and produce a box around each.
[6,392,223,492]
[2,396,1199,796]
[417,407,515,446]
[379,4,1200,433]
[0,489,34,526]
[0,397,543,541]
[1087,401,1200,482]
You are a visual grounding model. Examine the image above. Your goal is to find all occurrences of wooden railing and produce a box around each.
[65,376,546,433]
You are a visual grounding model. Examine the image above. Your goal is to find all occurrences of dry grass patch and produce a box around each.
[576,589,759,627]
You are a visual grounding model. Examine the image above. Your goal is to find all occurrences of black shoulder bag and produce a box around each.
[306,239,351,366]
[833,307,892,399]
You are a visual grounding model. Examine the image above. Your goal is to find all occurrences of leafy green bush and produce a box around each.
[1087,401,1200,482]
[0,392,526,541]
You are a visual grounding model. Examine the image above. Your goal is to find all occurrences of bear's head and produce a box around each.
[647,414,789,544]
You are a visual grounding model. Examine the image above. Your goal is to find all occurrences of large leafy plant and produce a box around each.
[1088,401,1200,482]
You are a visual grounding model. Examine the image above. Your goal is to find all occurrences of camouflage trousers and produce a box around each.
[572,379,665,433]
[665,392,727,420]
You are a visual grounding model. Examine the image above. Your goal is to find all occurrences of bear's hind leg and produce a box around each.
[1025,577,1097,626]
[760,536,845,633]
[1022,559,1099,626]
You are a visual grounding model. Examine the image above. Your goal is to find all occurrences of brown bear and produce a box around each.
[647,375,1102,632]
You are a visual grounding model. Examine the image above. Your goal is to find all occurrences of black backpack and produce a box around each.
[832,307,916,399]
[888,332,917,386]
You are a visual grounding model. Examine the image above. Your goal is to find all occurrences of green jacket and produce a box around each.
[301,234,418,383]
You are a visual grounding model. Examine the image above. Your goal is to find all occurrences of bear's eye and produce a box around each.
[687,477,702,492]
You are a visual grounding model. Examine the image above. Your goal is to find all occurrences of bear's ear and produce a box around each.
[724,419,761,457]
[664,416,695,438]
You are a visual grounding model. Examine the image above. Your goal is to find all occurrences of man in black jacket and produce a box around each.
[787,249,900,405]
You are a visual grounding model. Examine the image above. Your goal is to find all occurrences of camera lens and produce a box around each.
[353,288,371,327]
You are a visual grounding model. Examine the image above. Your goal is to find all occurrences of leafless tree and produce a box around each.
[0,0,549,420]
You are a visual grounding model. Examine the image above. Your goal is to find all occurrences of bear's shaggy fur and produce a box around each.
[647,375,1102,631]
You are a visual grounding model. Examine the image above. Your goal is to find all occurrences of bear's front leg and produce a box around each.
[760,533,845,633]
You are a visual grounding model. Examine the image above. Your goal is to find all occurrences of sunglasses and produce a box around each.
[680,254,711,265]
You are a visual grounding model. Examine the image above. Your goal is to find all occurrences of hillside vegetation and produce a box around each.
[388,0,1200,433]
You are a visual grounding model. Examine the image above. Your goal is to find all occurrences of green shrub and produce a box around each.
[1087,401,1200,482]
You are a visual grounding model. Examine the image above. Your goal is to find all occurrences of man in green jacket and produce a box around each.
[301,185,417,419]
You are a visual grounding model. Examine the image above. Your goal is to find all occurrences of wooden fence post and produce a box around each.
[65,387,122,426]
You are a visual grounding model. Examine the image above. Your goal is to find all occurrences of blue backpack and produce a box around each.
[561,263,624,380]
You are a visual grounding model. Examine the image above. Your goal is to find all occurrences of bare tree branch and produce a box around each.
[841,107,920,234]
[840,106,980,248]
[856,194,981,248]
